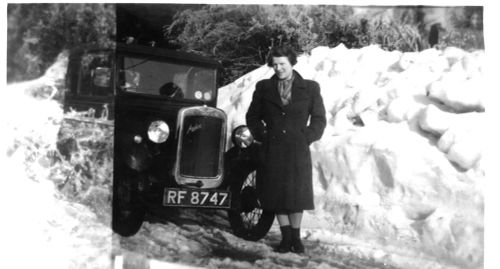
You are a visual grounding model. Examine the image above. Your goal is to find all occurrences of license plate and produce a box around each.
[163,188,231,208]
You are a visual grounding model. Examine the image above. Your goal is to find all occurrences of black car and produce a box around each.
[64,43,274,240]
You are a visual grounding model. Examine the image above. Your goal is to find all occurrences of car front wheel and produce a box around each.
[227,163,275,241]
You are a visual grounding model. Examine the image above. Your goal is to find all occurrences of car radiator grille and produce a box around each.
[179,115,222,177]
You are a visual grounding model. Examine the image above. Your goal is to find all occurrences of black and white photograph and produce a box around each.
[2,1,495,268]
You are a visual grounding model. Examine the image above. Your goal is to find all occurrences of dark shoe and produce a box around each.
[274,241,292,253]
[291,240,304,253]
[274,225,292,253]
[291,228,305,254]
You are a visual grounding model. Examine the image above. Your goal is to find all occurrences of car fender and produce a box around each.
[222,143,261,189]
[118,135,153,172]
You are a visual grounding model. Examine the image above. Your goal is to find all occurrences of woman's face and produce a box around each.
[272,56,293,80]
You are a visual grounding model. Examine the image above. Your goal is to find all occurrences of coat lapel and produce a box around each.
[263,75,284,108]
[291,71,308,102]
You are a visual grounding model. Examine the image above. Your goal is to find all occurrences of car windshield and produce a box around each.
[118,55,217,102]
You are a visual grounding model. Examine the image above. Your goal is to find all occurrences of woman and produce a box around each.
[246,46,326,253]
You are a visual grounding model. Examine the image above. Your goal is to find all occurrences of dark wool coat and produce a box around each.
[246,71,326,211]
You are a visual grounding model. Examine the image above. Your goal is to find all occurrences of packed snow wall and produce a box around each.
[1,53,113,269]
[218,44,485,268]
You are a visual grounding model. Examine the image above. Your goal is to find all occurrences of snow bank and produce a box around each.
[218,45,485,268]
[1,53,112,269]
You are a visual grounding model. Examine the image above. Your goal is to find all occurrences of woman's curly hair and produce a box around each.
[266,46,297,67]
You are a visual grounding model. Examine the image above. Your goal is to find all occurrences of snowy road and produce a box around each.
[114,209,398,269]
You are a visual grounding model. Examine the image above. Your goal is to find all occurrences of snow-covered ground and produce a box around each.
[1,44,486,269]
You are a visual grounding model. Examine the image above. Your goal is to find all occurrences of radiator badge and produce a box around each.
[186,123,202,134]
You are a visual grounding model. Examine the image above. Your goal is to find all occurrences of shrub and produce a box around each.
[7,4,115,83]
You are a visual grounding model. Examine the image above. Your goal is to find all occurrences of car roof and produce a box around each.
[116,43,222,69]
[68,43,222,69]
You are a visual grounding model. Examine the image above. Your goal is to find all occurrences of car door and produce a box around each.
[64,50,115,119]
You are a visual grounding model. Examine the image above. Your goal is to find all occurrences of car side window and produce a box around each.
[78,52,113,96]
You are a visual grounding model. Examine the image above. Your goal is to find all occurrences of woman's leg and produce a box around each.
[289,211,305,253]
[288,212,302,228]
[275,213,292,252]
[277,214,290,226]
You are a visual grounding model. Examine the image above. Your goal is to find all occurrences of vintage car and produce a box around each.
[64,43,275,240]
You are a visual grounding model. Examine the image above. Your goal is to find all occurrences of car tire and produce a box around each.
[227,162,275,241]
[112,167,145,237]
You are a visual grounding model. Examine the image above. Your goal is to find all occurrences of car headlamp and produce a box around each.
[147,120,170,143]
[232,125,254,148]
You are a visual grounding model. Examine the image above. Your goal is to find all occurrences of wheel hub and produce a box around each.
[240,186,259,213]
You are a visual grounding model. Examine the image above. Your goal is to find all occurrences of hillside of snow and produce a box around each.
[218,44,485,268]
